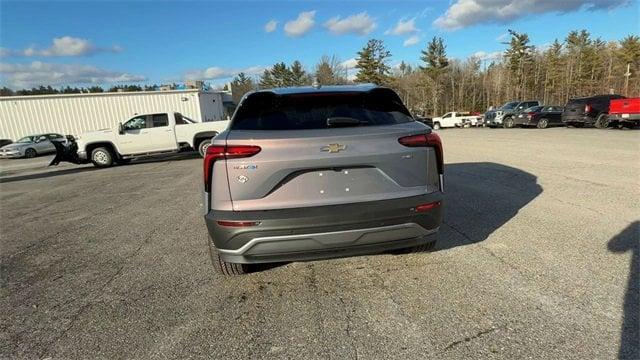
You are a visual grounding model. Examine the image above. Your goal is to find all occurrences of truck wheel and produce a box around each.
[433,122,441,130]
[537,118,549,129]
[24,148,37,158]
[503,117,514,128]
[197,137,215,157]
[91,147,114,167]
[594,114,609,129]
[208,240,252,275]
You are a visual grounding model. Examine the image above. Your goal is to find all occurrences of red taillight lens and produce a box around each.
[203,144,261,192]
[398,133,444,175]
[585,104,592,113]
[415,201,441,212]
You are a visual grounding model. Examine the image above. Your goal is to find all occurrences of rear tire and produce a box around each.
[594,114,609,129]
[208,240,252,275]
[503,117,514,128]
[537,118,549,129]
[91,147,114,167]
[198,139,213,157]
[24,148,37,158]
[432,122,441,130]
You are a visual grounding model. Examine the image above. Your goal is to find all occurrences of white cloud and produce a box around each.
[284,11,316,37]
[324,12,376,35]
[0,61,145,88]
[340,58,358,69]
[264,20,278,33]
[386,18,419,35]
[0,36,122,57]
[471,50,503,60]
[184,65,265,81]
[403,35,421,47]
[434,0,628,30]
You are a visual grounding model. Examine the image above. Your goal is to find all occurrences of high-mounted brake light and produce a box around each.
[203,144,261,192]
[398,133,444,175]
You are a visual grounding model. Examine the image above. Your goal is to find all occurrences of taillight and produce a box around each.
[585,104,592,113]
[398,132,444,175]
[415,201,441,212]
[203,144,261,192]
[527,112,535,119]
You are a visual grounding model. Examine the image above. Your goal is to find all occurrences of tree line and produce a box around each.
[0,84,164,96]
[230,29,639,116]
[3,29,638,117]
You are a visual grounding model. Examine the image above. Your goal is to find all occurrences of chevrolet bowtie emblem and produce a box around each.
[321,143,347,153]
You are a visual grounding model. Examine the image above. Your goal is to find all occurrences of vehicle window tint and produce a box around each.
[151,114,169,127]
[232,89,413,130]
[47,134,63,140]
[442,113,451,118]
[175,113,188,125]
[123,116,148,131]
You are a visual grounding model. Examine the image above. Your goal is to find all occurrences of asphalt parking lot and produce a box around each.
[1,128,638,359]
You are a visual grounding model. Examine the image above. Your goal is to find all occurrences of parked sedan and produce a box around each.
[514,106,564,128]
[0,133,67,159]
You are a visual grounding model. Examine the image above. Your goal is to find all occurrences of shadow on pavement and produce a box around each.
[608,221,639,360]
[0,152,200,184]
[436,162,543,250]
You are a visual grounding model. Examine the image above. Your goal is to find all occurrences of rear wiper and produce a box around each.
[326,117,368,127]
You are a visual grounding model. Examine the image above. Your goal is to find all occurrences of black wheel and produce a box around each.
[503,117,514,128]
[537,118,549,129]
[91,147,114,167]
[208,240,252,275]
[24,148,37,158]
[198,138,214,157]
[594,114,610,129]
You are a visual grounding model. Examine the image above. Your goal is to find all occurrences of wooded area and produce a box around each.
[3,29,638,117]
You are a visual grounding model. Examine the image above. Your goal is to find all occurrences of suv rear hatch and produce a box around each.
[563,98,589,119]
[208,88,442,211]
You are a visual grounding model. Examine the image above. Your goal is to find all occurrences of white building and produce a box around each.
[0,89,228,140]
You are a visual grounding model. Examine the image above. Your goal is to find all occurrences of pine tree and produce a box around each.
[355,39,391,85]
[419,37,450,114]
[230,72,255,103]
[289,61,311,86]
[504,29,534,98]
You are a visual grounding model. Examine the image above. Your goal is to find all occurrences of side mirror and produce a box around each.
[118,123,124,135]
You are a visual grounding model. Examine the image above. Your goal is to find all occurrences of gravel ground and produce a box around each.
[0,127,638,359]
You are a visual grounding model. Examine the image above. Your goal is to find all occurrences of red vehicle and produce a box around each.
[609,97,640,128]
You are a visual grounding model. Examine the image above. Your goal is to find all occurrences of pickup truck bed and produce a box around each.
[609,98,640,124]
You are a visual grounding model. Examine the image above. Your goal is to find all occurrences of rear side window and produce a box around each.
[151,114,169,127]
[231,89,413,130]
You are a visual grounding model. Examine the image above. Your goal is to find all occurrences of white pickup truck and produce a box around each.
[431,111,481,130]
[75,112,229,167]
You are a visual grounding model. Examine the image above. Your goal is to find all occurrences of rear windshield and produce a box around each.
[231,89,413,130]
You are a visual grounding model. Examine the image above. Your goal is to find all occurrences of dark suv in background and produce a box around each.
[562,94,625,128]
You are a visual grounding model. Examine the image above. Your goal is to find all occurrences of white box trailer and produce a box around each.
[0,89,228,140]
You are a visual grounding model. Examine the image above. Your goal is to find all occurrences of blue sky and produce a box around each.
[0,0,638,89]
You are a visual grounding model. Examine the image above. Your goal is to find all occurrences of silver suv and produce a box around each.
[203,85,444,275]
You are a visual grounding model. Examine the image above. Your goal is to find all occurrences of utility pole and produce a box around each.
[624,63,631,96]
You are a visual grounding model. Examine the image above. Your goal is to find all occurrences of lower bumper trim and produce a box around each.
[218,223,437,256]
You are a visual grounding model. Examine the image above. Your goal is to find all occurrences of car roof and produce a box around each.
[253,84,380,95]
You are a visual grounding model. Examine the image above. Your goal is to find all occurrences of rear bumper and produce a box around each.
[204,193,443,264]
[562,115,594,124]
[610,114,640,122]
